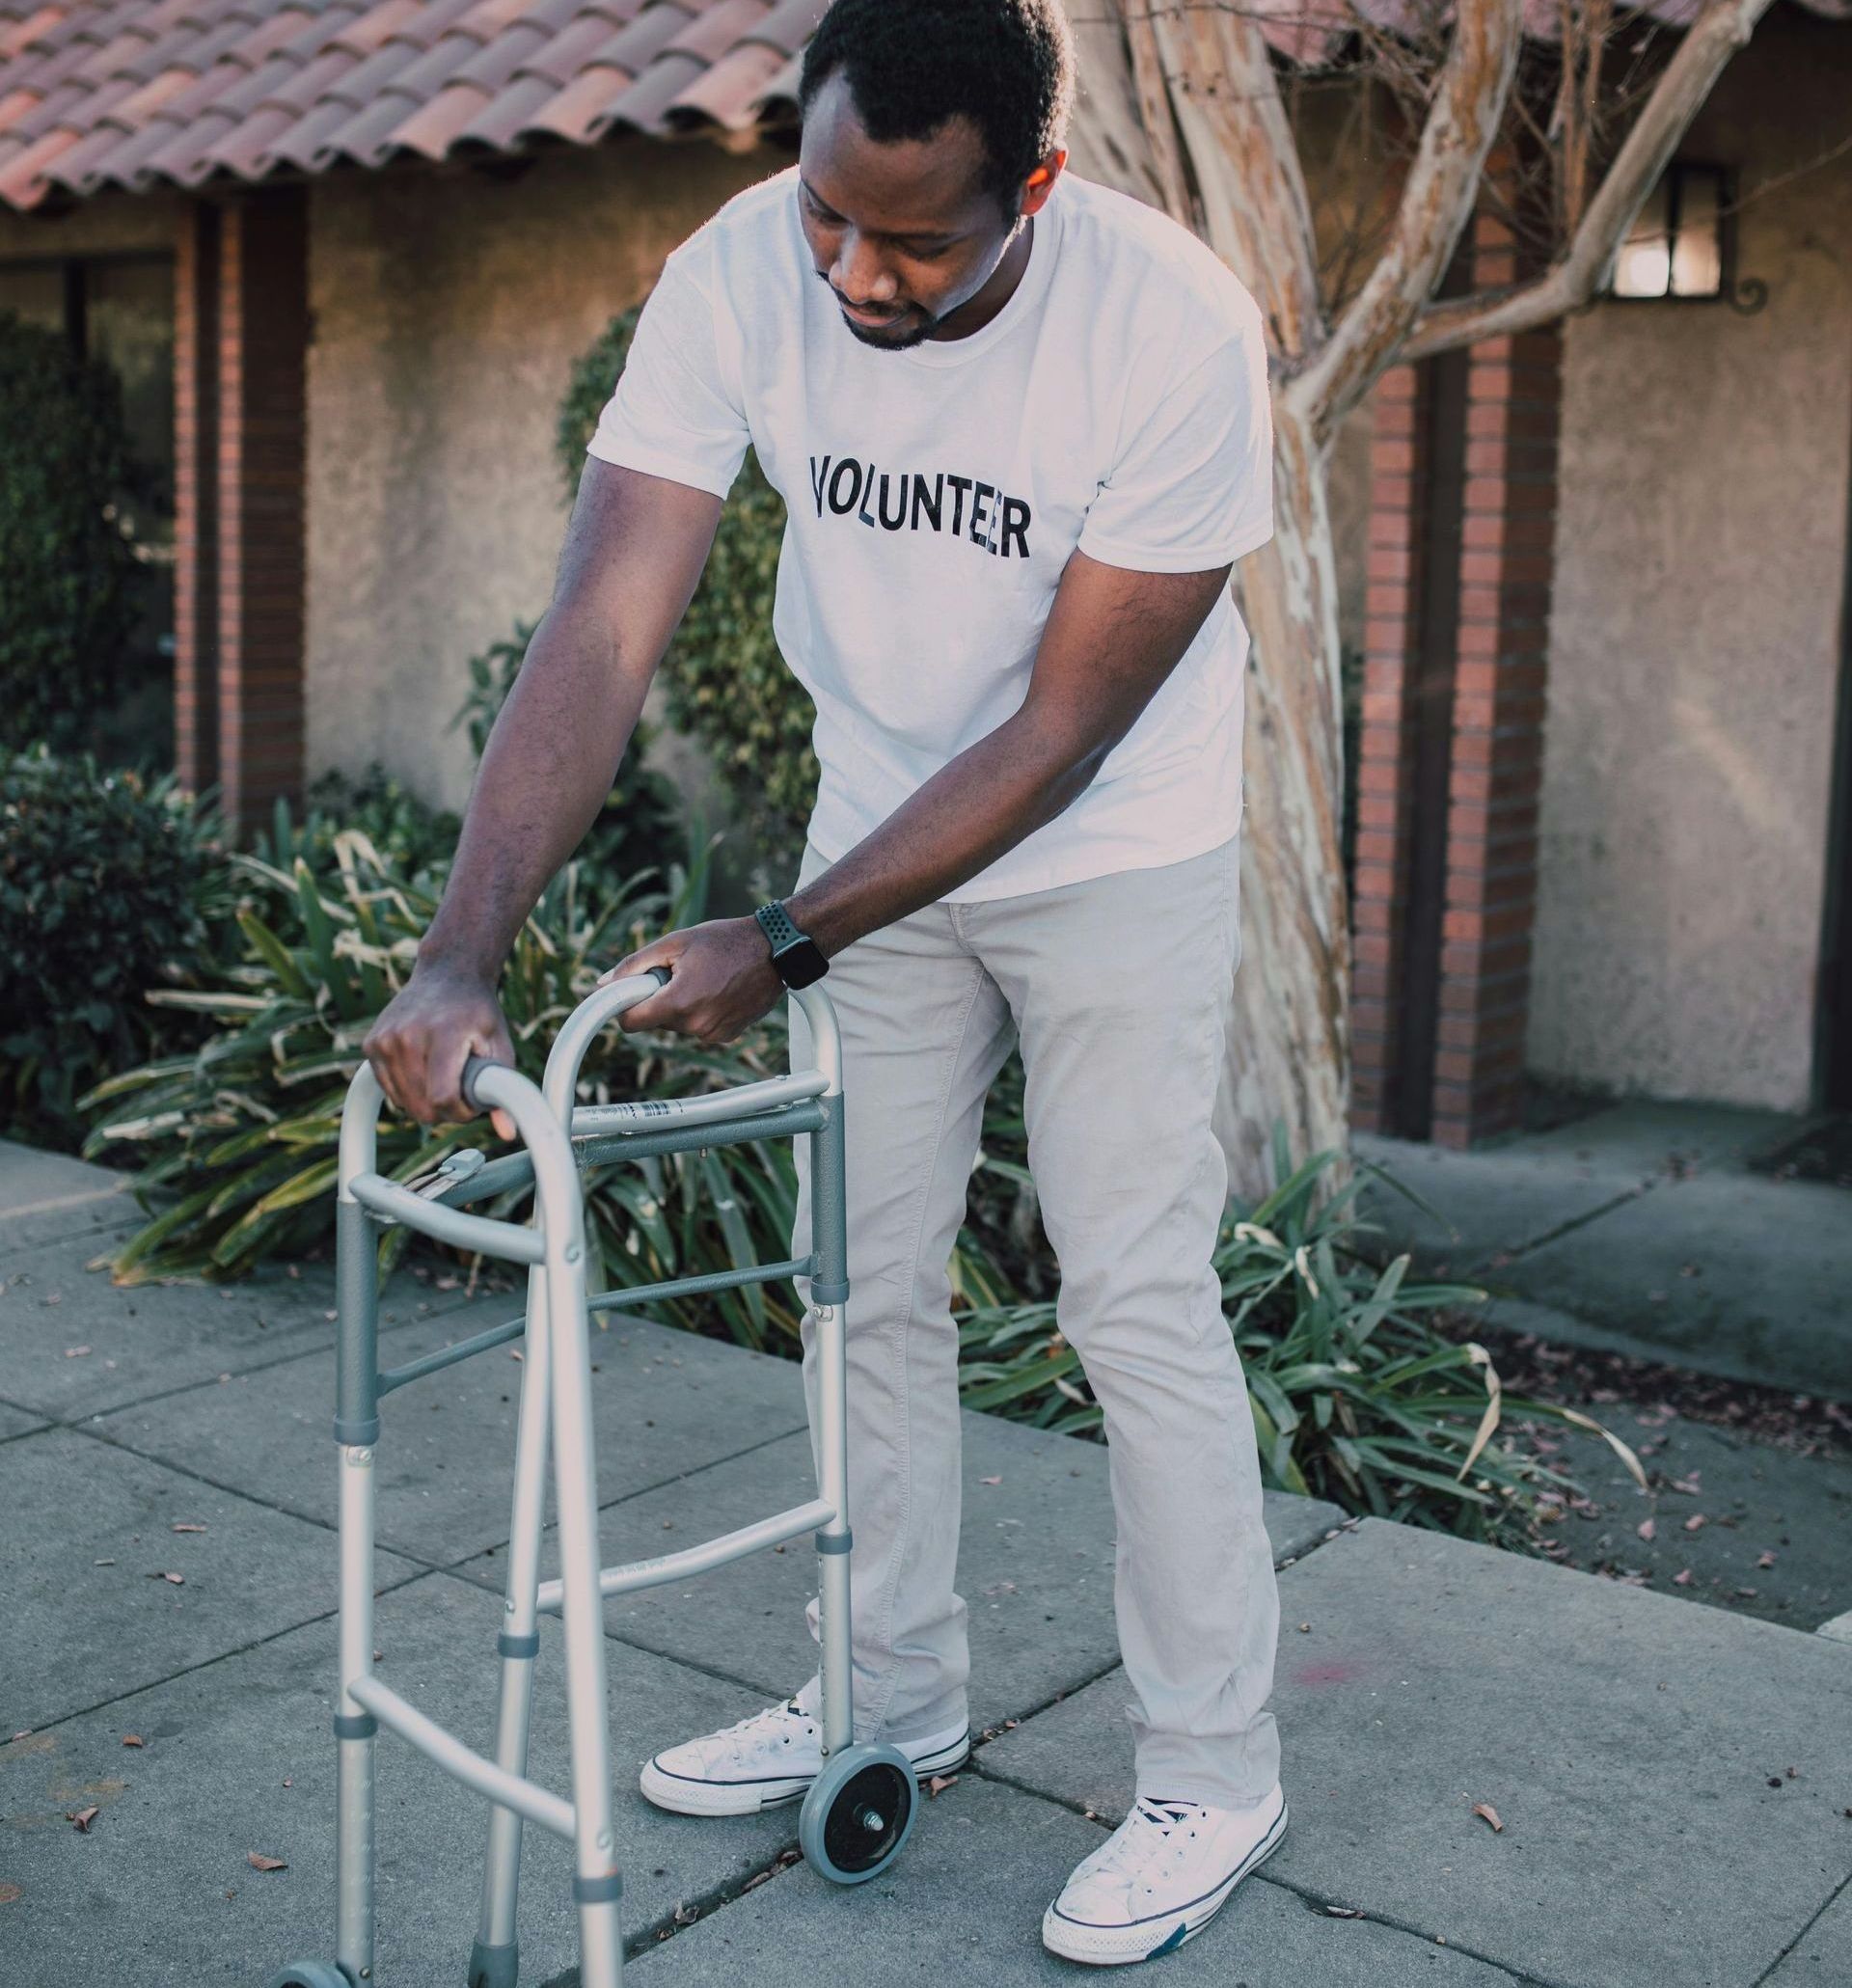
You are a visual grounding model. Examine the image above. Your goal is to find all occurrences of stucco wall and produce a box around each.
[304,141,773,815]
[0,187,181,258]
[1528,9,1852,1110]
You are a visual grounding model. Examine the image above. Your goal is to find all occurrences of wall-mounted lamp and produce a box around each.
[1606,162,1766,313]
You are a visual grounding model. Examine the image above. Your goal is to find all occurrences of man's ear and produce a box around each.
[1021,148,1068,215]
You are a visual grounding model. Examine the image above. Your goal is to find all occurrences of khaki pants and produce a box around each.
[788,832,1281,1808]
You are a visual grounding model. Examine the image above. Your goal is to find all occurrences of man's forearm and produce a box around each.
[418,606,652,981]
[786,701,1103,957]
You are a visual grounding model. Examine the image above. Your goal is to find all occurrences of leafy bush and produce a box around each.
[558,307,817,877]
[453,616,689,890]
[0,311,152,753]
[1,749,226,1146]
[957,1131,1641,1549]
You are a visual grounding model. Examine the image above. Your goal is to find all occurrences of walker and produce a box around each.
[269,970,914,1988]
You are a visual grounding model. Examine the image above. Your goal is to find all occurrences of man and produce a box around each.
[362,0,1283,1964]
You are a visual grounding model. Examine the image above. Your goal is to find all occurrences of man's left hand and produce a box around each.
[598,917,785,1044]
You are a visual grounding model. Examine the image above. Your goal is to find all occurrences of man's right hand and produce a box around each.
[361,967,519,1143]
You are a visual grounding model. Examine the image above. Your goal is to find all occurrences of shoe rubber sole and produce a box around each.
[1040,1796,1290,1967]
[639,1728,971,1818]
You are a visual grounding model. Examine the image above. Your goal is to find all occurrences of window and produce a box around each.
[0,251,177,763]
[1606,163,1753,307]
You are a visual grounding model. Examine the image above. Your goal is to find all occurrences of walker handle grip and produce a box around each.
[459,967,668,1112]
[459,1054,503,1114]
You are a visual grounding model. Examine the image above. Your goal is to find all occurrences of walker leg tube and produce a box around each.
[470,1266,551,1988]
[540,1226,623,1986]
[809,1097,854,1759]
[334,1197,380,1985]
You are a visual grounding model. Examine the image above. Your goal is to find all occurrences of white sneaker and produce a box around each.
[1042,1784,1288,1966]
[639,1697,970,1817]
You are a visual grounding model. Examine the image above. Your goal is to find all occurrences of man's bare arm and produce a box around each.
[788,551,1233,953]
[606,549,1234,1043]
[363,458,722,1127]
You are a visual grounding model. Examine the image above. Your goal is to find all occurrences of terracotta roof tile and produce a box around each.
[3,0,1846,214]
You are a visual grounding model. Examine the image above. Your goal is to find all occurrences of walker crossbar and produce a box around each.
[271,972,891,1988]
[373,1254,819,1398]
[346,1677,577,1842]
[533,1496,840,1614]
[348,1173,547,1262]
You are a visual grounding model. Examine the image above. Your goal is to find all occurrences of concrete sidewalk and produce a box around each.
[2,1142,1848,1987]
[1358,1102,1852,1401]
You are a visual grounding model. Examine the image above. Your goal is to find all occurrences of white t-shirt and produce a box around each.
[586,163,1273,902]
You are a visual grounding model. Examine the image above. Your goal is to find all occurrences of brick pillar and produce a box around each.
[1350,362,1429,1134]
[173,200,219,796]
[216,187,308,834]
[1348,161,1562,1146]
[1430,215,1562,1147]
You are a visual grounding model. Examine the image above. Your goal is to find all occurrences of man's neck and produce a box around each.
[928,214,1034,343]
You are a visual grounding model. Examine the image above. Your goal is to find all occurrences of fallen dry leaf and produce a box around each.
[172,1523,206,1535]
[1674,1569,1694,1586]
[0,1882,20,1904]
[927,1774,959,1797]
[149,1571,185,1586]
[1471,1803,1503,1833]
[63,1346,89,1358]
[1636,1519,1656,1542]
[1297,1622,1312,1633]
[978,1475,1001,1485]
[68,1808,99,1833]
[247,1852,287,1873]
[1757,1552,1778,1568]
[1683,1514,1706,1533]
[121,1736,143,1749]
[1326,1905,1364,1919]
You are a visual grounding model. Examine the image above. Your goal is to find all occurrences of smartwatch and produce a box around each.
[753,899,830,990]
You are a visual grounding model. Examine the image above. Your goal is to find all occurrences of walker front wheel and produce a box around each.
[265,1964,356,1988]
[799,1743,917,1884]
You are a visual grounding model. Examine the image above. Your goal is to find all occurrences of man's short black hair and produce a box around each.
[798,0,1076,216]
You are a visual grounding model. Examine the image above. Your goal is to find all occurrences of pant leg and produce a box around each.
[967,833,1281,1807]
[786,840,1017,1745]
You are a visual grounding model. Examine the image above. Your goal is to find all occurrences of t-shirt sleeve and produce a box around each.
[1075,313,1274,574]
[585,232,749,501]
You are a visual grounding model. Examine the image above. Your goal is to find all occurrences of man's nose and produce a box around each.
[832,229,898,305]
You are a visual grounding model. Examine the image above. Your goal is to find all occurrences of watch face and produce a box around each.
[777,938,829,989]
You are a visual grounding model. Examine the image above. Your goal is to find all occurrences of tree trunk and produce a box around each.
[1215,409,1351,1199]
[1066,6,1354,1198]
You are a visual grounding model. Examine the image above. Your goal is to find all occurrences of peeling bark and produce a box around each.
[1065,0,1765,1192]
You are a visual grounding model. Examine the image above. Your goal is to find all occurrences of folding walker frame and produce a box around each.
[269,970,918,1988]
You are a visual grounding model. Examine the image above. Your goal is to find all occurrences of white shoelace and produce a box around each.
[717,1699,815,1753]
[1086,1797,1203,1893]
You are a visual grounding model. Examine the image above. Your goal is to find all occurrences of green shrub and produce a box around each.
[453,616,688,890]
[1,749,225,1145]
[956,1132,1643,1549]
[0,312,152,753]
[559,307,817,877]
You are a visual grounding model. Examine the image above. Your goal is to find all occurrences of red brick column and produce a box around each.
[173,200,219,796]
[1348,163,1563,1146]
[1349,362,1429,1134]
[215,186,308,834]
[1430,221,1562,1147]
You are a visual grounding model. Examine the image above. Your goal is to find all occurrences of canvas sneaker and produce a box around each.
[1041,1784,1288,1966]
[639,1697,970,1817]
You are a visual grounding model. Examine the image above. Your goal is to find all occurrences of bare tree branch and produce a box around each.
[1398,0,1774,362]
[1283,0,1523,443]
[1140,2,1324,361]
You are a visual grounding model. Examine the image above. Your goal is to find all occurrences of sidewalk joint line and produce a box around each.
[1751,1865,1852,1985]
[1495,1181,1658,1266]
[6,1567,432,1741]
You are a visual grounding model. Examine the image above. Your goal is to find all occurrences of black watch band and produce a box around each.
[754,900,830,990]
